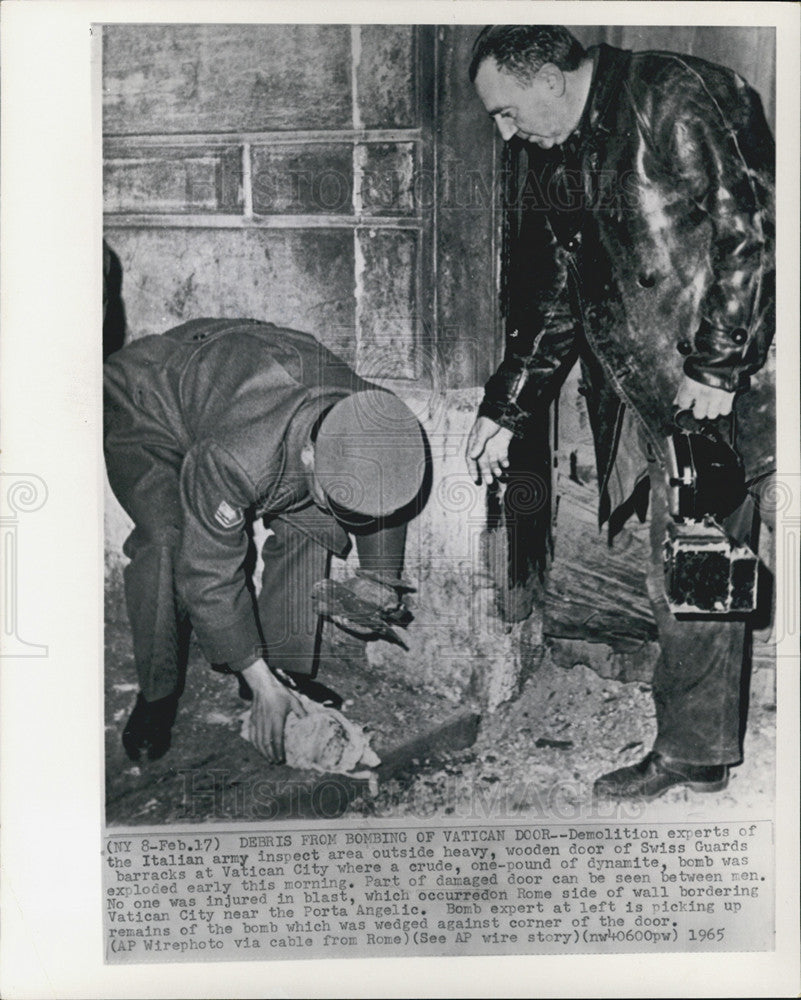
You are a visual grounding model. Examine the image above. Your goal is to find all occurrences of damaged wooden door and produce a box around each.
[103,25,439,387]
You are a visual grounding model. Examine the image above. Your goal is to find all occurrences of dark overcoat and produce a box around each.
[480,43,775,524]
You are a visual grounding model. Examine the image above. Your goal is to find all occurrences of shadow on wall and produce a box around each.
[103,240,126,358]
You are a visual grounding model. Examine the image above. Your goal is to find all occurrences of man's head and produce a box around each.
[300,390,427,523]
[470,26,589,148]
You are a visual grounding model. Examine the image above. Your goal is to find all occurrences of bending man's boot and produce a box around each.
[593,751,729,802]
[122,692,179,761]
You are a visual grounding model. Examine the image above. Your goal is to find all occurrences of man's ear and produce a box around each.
[539,62,566,97]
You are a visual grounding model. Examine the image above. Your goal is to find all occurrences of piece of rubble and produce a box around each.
[535,737,574,750]
[241,692,380,787]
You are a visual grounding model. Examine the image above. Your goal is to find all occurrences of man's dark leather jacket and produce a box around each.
[479,44,775,519]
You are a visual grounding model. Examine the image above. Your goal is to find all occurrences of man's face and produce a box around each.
[474,57,573,149]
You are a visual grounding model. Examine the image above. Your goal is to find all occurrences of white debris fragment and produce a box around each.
[241,691,380,779]
[205,711,234,725]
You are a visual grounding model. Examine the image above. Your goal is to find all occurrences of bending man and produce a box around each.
[105,318,426,764]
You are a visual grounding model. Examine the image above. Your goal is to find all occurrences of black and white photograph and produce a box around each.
[1,1,799,996]
[102,21,778,825]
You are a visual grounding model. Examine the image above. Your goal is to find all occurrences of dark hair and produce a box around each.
[469,25,586,83]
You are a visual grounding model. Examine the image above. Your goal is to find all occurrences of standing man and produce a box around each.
[465,26,774,800]
[105,318,426,764]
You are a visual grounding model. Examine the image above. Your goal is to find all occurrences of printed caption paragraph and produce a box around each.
[104,821,773,962]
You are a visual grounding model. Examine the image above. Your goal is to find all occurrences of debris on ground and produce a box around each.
[241,693,381,782]
[348,651,775,821]
[105,614,775,824]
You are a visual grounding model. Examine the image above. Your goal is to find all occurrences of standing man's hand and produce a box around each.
[465,416,515,485]
[241,658,307,763]
[674,375,735,421]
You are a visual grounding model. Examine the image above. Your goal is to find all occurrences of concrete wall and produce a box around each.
[364,388,526,709]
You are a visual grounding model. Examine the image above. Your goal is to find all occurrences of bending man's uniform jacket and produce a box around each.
[104,318,382,700]
[482,43,775,524]
[479,44,774,768]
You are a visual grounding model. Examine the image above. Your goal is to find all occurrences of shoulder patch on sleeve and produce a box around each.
[214,499,244,528]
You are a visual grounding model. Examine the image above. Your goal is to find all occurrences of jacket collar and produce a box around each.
[563,43,633,157]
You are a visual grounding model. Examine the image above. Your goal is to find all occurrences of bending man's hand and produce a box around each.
[241,658,307,763]
[674,375,735,421]
[466,416,514,485]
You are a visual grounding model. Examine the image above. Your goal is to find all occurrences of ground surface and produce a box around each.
[105,606,775,827]
[349,651,776,823]
[104,617,479,825]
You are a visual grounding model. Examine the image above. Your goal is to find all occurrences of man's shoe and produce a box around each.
[122,692,178,762]
[593,751,729,802]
